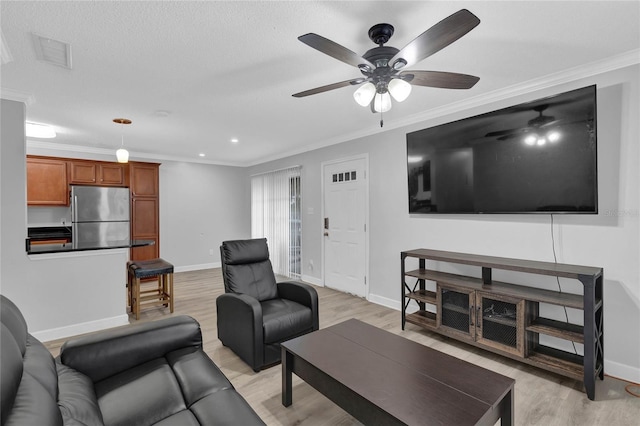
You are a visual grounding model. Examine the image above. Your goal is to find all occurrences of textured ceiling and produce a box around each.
[1,1,639,166]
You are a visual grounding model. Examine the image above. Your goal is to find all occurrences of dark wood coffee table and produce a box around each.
[282,319,514,425]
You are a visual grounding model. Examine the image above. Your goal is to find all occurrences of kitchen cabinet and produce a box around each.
[27,157,69,206]
[129,162,160,261]
[129,162,159,196]
[26,155,160,262]
[69,160,126,186]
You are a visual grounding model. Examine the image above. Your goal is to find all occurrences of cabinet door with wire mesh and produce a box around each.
[437,284,475,340]
[476,291,525,357]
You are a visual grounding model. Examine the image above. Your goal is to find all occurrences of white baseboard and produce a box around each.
[367,293,401,311]
[300,274,323,287]
[605,359,640,383]
[174,262,221,273]
[368,294,640,384]
[34,314,130,342]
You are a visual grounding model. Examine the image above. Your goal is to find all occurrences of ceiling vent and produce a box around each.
[31,33,72,69]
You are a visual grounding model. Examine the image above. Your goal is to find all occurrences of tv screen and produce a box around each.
[407,85,597,214]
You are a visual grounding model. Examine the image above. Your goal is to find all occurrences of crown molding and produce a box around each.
[0,88,35,106]
[248,48,640,166]
[26,140,244,167]
[23,49,640,168]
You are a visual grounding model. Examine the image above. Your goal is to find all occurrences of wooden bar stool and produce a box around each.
[127,258,174,320]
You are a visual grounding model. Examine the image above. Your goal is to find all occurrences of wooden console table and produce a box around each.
[401,249,604,400]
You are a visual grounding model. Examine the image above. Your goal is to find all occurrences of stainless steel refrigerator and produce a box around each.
[71,185,130,245]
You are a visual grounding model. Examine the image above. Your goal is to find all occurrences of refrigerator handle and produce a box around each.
[72,195,78,223]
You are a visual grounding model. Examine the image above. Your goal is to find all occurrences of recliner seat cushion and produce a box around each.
[261,299,313,344]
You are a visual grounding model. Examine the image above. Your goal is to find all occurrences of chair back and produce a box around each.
[220,238,278,301]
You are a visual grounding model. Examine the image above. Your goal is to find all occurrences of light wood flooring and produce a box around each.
[45,268,640,425]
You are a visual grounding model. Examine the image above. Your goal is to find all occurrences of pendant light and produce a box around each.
[113,118,131,163]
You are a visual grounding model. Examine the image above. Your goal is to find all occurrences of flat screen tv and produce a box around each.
[407,85,597,214]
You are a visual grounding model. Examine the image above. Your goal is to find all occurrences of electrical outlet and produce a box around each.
[209,249,214,256]
[308,259,314,270]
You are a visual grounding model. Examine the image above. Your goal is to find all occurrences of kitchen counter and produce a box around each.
[26,239,155,255]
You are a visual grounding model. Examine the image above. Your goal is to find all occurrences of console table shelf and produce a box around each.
[401,249,604,400]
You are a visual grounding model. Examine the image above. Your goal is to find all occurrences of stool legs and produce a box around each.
[129,273,173,319]
[135,276,141,320]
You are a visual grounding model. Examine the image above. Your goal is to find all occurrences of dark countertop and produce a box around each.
[26,239,155,255]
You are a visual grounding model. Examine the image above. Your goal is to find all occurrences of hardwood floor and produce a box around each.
[45,268,640,425]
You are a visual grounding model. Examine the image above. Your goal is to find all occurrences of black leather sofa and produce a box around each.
[1,294,264,426]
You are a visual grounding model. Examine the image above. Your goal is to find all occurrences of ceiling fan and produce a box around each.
[484,104,581,146]
[293,9,481,126]
[485,105,560,140]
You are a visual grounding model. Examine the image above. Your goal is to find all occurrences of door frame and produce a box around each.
[320,154,370,299]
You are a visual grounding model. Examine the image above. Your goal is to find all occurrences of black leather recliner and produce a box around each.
[0,294,264,426]
[217,238,319,372]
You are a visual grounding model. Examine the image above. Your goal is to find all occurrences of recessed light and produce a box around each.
[199,153,205,157]
[26,122,56,138]
[231,138,239,143]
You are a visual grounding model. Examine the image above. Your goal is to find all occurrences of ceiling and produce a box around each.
[1,1,639,167]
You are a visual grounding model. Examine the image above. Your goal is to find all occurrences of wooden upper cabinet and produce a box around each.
[27,157,69,206]
[69,160,126,186]
[69,161,97,184]
[130,162,159,196]
[98,163,126,186]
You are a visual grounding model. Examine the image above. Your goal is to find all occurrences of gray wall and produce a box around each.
[2,100,130,339]
[159,160,249,270]
[249,65,640,382]
[6,63,639,381]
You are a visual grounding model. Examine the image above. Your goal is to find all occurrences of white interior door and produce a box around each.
[322,157,368,298]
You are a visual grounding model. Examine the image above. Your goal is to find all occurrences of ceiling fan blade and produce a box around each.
[485,127,530,138]
[391,9,480,68]
[292,78,364,98]
[298,33,374,69]
[401,70,479,89]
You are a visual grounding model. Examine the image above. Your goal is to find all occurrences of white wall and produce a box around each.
[249,65,640,382]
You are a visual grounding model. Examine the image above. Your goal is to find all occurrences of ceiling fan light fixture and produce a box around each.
[547,131,561,143]
[373,92,392,113]
[353,82,376,107]
[388,78,412,102]
[524,134,537,146]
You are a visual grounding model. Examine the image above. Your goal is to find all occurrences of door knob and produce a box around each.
[324,232,329,237]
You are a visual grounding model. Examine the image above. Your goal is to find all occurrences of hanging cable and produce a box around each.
[550,214,578,355]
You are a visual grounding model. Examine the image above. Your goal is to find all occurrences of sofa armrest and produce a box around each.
[216,293,263,371]
[277,281,319,331]
[59,315,202,383]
